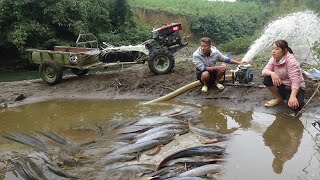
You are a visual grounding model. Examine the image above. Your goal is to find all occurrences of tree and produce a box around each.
[0,0,136,61]
[108,0,134,32]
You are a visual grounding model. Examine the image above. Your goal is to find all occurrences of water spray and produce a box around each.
[242,11,320,64]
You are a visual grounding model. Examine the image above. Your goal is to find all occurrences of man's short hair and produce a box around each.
[200,37,211,46]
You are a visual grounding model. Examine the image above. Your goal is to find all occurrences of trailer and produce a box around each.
[27,23,188,85]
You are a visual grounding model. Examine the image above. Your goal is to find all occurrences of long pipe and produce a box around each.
[143,80,202,105]
[143,75,233,105]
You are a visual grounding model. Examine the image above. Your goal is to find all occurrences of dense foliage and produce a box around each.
[0,0,150,61]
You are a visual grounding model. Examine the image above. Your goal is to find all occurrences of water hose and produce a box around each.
[143,80,202,105]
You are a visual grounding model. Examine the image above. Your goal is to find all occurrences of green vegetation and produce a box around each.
[219,35,257,55]
[1,0,319,66]
[129,0,259,16]
[129,0,270,49]
[239,0,320,14]
[0,0,150,62]
[128,0,318,55]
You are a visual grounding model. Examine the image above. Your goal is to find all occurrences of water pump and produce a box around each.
[230,64,253,84]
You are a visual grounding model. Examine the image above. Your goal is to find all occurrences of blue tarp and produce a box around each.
[304,68,320,80]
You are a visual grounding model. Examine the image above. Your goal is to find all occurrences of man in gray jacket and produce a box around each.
[192,37,244,92]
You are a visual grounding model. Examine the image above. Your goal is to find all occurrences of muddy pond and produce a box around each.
[0,99,319,180]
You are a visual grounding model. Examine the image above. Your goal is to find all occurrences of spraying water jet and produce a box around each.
[242,11,320,64]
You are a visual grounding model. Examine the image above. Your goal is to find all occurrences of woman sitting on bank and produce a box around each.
[262,39,305,112]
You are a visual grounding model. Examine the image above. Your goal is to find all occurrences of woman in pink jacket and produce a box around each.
[262,40,305,112]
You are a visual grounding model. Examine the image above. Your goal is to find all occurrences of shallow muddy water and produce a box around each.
[0,99,319,180]
[0,65,134,82]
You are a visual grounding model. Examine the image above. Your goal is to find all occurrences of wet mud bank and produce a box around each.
[1,60,320,179]
[0,60,319,114]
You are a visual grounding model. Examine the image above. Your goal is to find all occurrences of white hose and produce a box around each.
[143,80,202,105]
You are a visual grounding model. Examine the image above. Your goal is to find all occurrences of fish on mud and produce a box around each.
[98,154,138,165]
[100,164,156,179]
[37,131,70,146]
[133,116,185,126]
[7,152,77,179]
[10,157,48,180]
[157,145,226,170]
[104,163,155,172]
[188,119,227,139]
[135,132,175,144]
[160,108,193,117]
[165,177,205,180]
[160,108,184,116]
[142,165,186,179]
[1,133,49,152]
[112,125,151,135]
[164,156,225,167]
[135,128,188,144]
[114,132,140,141]
[109,138,172,156]
[177,164,223,177]
[136,124,188,139]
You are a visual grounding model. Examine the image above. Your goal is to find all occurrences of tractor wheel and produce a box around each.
[148,50,175,75]
[39,61,63,85]
[71,68,89,76]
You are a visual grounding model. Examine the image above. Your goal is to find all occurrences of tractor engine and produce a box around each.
[152,23,183,48]
[99,23,188,75]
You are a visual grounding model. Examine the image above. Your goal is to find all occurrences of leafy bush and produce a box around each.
[219,35,256,55]
[99,25,152,46]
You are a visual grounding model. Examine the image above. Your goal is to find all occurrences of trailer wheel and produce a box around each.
[39,61,63,85]
[71,68,89,76]
[148,50,175,74]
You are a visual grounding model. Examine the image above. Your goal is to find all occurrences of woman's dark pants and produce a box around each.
[263,76,305,112]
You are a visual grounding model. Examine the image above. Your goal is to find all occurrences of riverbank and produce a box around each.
[1,59,319,115]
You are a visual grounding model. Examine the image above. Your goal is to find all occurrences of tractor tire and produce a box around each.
[148,50,175,75]
[39,61,63,85]
[71,68,89,76]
